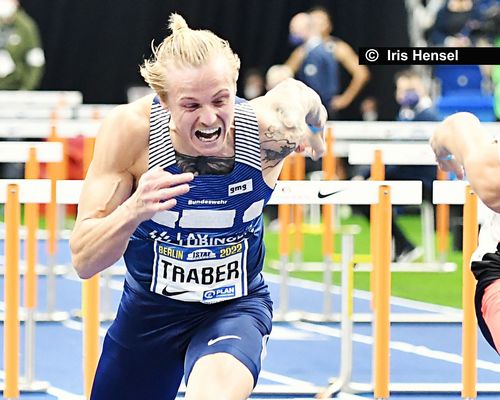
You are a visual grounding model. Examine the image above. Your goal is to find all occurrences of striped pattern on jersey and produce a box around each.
[147,99,261,171]
[148,100,175,170]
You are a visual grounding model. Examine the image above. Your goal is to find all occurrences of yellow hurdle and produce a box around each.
[4,184,21,399]
[462,186,478,399]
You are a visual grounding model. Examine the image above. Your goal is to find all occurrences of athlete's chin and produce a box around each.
[192,138,226,156]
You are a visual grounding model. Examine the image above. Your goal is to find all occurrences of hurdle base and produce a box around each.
[326,381,500,394]
[269,260,457,273]
[34,310,70,322]
[0,379,49,393]
[0,263,70,276]
[70,309,116,322]
[272,311,463,323]
[0,310,70,322]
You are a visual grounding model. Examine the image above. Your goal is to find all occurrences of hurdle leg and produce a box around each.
[462,187,478,400]
[3,184,20,400]
[421,201,435,262]
[374,186,391,400]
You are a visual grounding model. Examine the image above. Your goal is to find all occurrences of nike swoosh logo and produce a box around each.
[317,190,343,199]
[207,335,242,346]
[162,287,189,297]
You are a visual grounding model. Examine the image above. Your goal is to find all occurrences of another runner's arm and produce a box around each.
[250,78,327,173]
[70,104,193,279]
[430,112,500,212]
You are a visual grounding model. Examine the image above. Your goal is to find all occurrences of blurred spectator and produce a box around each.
[309,6,370,113]
[405,0,446,47]
[353,70,438,263]
[427,0,474,47]
[0,0,46,178]
[285,9,369,118]
[285,12,338,116]
[360,96,379,121]
[395,69,439,121]
[241,68,265,100]
[265,64,293,91]
[0,0,45,89]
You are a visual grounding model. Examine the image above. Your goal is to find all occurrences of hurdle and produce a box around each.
[0,90,82,108]
[348,142,455,271]
[0,141,69,324]
[0,179,101,398]
[328,120,500,157]
[1,180,52,396]
[315,181,500,398]
[268,179,422,323]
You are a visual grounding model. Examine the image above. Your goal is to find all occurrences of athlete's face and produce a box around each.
[165,56,237,156]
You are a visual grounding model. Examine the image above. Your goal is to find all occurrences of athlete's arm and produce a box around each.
[250,78,326,182]
[70,101,193,279]
[430,112,500,212]
[331,39,370,111]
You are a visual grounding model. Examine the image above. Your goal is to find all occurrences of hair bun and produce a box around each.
[169,13,189,33]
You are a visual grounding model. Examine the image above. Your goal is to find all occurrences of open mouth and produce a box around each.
[194,127,222,142]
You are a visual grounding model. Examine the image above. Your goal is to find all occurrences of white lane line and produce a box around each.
[64,265,460,315]
[259,370,316,387]
[263,273,461,314]
[295,321,500,373]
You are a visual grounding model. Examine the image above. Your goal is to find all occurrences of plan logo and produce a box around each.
[203,285,236,301]
[228,179,253,196]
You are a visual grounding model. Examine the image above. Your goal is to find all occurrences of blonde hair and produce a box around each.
[140,13,240,100]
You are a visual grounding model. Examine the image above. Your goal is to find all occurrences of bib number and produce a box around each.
[151,241,248,304]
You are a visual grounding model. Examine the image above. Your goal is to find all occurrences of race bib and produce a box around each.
[151,240,248,304]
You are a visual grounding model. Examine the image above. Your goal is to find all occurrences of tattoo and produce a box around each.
[261,139,296,169]
[175,151,235,175]
[264,125,281,139]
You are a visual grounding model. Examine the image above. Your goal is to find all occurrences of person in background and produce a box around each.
[0,0,45,179]
[427,0,474,46]
[360,96,379,122]
[241,68,266,100]
[353,69,438,262]
[285,7,370,180]
[395,69,439,122]
[285,12,338,117]
[308,6,370,114]
[0,0,44,90]
[430,112,500,355]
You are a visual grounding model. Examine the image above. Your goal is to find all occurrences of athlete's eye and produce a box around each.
[213,97,228,107]
[183,103,199,110]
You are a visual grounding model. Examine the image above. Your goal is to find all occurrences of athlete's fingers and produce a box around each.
[145,184,191,202]
[156,198,177,211]
[151,171,194,189]
[306,126,325,160]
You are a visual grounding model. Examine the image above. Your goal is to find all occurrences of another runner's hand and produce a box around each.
[124,167,194,222]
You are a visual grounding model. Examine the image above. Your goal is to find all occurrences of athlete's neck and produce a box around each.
[175,151,235,175]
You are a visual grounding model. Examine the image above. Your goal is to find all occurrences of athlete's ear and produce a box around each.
[158,94,169,111]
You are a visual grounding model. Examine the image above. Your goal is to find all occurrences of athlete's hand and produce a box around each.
[429,134,465,180]
[272,80,327,160]
[123,167,194,222]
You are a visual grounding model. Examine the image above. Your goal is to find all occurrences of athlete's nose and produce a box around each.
[198,106,218,126]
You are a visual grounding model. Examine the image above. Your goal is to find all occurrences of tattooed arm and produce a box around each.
[250,78,327,186]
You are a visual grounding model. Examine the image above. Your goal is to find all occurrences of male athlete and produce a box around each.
[70,13,327,399]
[431,112,500,355]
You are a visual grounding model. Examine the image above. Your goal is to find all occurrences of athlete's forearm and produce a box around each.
[70,204,140,279]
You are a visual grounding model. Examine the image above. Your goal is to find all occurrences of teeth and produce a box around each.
[198,128,218,134]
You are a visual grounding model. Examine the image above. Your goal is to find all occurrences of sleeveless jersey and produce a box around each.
[471,210,500,350]
[123,97,274,304]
